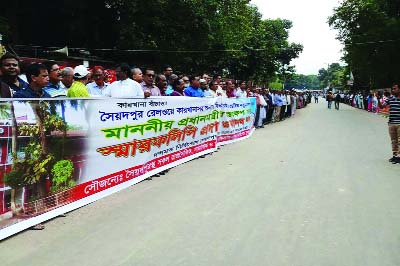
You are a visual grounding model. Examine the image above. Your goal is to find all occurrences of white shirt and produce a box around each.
[286,94,291,105]
[236,89,247,98]
[104,78,144,98]
[216,86,227,98]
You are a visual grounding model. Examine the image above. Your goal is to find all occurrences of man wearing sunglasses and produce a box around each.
[141,69,161,97]
[42,60,67,97]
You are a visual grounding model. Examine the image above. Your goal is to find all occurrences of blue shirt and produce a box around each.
[43,82,67,97]
[165,85,174,96]
[203,89,213,97]
[13,86,51,98]
[274,94,283,107]
[184,86,204,97]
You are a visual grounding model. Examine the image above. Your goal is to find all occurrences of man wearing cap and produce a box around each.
[104,63,144,98]
[199,79,213,97]
[67,65,90,98]
[42,61,67,97]
[13,63,51,98]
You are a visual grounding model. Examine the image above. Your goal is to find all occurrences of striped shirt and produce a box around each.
[43,82,67,98]
[384,96,400,124]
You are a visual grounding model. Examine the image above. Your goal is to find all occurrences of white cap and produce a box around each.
[73,65,89,79]
[199,79,207,84]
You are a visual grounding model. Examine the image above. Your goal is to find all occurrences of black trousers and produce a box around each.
[254,105,260,127]
[280,105,286,120]
[286,105,291,117]
[266,108,274,123]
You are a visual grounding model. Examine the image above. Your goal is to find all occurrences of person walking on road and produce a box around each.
[335,92,341,110]
[327,91,333,109]
[379,84,400,164]
[314,92,319,103]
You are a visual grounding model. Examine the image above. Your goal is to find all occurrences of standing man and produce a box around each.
[314,92,319,103]
[42,61,67,97]
[274,91,283,122]
[335,92,341,110]
[87,66,109,96]
[165,74,178,96]
[162,65,173,82]
[131,68,143,84]
[141,68,161,97]
[184,76,204,97]
[379,84,400,164]
[235,81,247,98]
[199,79,213,97]
[67,65,90,98]
[104,63,144,98]
[327,91,333,109]
[60,67,74,89]
[155,74,168,96]
[0,53,29,95]
[13,63,51,98]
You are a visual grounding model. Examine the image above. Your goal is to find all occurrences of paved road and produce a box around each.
[2,101,400,266]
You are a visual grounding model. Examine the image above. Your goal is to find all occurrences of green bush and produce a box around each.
[51,160,74,191]
[3,168,25,189]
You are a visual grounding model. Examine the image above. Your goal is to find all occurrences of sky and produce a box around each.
[251,0,344,75]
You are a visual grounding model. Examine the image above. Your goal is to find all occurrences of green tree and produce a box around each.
[15,101,67,199]
[1,1,303,82]
[329,0,400,88]
[318,63,346,90]
[51,160,74,192]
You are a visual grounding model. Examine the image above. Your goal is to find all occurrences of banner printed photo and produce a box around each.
[0,97,255,240]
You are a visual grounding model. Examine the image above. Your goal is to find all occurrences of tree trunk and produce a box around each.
[34,104,47,155]
[32,103,48,198]
[10,102,18,160]
[10,188,17,215]
[10,102,19,215]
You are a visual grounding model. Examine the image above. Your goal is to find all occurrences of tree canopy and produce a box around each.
[329,0,400,89]
[0,0,303,83]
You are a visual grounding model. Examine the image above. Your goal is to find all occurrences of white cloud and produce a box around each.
[250,0,344,75]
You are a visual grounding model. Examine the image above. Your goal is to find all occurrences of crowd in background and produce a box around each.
[323,90,391,115]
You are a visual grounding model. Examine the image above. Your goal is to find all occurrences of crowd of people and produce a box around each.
[323,91,391,114]
[345,88,400,164]
[324,87,400,165]
[0,52,312,128]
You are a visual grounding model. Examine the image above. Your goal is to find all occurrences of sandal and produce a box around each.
[31,223,45,230]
